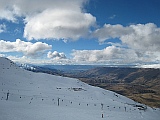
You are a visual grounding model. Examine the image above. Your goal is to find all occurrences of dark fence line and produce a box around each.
[0,90,143,113]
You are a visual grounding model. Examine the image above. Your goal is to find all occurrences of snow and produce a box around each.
[0,57,160,120]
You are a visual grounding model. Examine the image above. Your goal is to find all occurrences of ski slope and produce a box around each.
[0,57,159,120]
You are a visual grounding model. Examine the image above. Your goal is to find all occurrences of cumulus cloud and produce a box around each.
[0,39,52,57]
[71,46,142,64]
[0,9,14,22]
[7,55,71,65]
[1,0,159,66]
[0,0,96,41]
[5,45,158,65]
[24,9,96,40]
[0,24,6,33]
[93,23,160,63]
[6,55,47,64]
[93,23,160,52]
[0,0,85,16]
[47,51,66,60]
[93,24,133,42]
[121,23,160,52]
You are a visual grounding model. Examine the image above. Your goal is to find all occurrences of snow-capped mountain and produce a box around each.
[17,63,36,70]
[0,57,159,120]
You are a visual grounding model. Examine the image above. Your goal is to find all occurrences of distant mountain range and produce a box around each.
[18,63,62,75]
[18,63,138,73]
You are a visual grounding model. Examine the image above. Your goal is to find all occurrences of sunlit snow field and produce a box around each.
[0,57,159,120]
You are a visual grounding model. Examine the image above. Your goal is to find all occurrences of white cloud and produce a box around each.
[6,55,46,64]
[0,39,52,57]
[0,3,21,22]
[93,23,160,52]
[0,0,96,41]
[121,23,160,52]
[0,24,6,33]
[0,0,85,16]
[47,51,66,60]
[93,23,160,62]
[1,0,159,66]
[5,45,158,65]
[93,24,133,42]
[7,55,71,65]
[72,46,138,64]
[24,9,96,40]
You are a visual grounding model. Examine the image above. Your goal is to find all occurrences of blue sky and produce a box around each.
[87,0,160,26]
[0,0,160,67]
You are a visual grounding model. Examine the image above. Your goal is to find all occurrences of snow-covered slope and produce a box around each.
[0,57,159,120]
